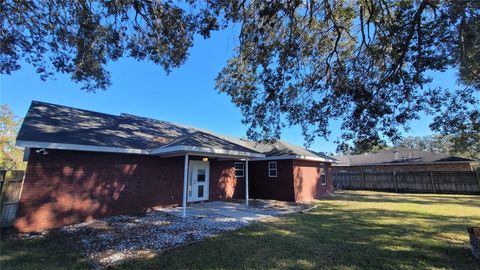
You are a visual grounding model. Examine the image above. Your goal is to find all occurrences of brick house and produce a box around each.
[14,101,334,232]
[332,147,475,173]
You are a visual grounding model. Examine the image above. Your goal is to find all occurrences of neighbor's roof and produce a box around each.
[334,147,472,166]
[16,101,334,161]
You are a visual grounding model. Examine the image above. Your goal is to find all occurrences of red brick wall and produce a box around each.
[249,160,295,201]
[332,162,473,173]
[15,150,241,232]
[293,160,334,201]
[209,160,245,200]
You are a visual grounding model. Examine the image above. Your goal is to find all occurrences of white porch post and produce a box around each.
[182,154,189,218]
[245,159,249,206]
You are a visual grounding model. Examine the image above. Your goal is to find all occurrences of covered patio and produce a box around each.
[151,144,266,218]
[160,201,272,221]
[178,152,255,218]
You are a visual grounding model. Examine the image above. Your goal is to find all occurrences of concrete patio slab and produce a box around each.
[159,201,272,221]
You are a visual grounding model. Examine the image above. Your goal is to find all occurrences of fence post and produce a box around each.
[335,172,339,189]
[429,171,436,194]
[0,170,6,196]
[362,171,366,189]
[393,171,398,193]
[1,170,26,228]
[0,170,5,207]
[0,171,8,228]
[475,170,480,192]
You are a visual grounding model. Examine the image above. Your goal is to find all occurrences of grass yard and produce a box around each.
[0,229,89,270]
[1,190,479,269]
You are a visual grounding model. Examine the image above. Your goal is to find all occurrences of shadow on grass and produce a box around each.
[0,230,89,270]
[2,191,479,270]
[113,192,480,270]
[329,190,480,207]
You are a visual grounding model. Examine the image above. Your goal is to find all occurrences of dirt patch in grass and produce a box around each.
[249,199,310,213]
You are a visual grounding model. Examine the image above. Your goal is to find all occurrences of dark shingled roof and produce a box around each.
[334,147,472,166]
[17,101,333,160]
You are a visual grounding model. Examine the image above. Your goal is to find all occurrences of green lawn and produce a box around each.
[0,230,89,270]
[2,190,479,269]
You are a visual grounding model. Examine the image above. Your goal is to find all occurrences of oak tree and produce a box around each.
[1,0,479,148]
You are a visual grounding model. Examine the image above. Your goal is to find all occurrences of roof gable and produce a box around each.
[17,101,192,149]
[16,101,333,161]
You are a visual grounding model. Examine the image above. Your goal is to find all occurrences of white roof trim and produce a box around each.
[16,140,265,158]
[151,145,265,158]
[251,155,334,162]
[16,140,336,161]
[16,140,149,154]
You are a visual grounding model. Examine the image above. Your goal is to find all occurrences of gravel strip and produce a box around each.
[13,201,309,267]
[60,211,249,266]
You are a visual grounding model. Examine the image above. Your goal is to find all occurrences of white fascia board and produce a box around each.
[15,140,149,155]
[251,155,335,162]
[15,140,264,158]
[151,145,265,158]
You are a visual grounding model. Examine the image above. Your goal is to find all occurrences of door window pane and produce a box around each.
[197,185,204,197]
[188,171,193,196]
[197,169,206,182]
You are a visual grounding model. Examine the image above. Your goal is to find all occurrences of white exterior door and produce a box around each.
[188,160,209,202]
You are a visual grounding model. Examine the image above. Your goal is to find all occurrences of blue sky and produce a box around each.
[0,28,459,154]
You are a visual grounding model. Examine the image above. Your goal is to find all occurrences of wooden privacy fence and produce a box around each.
[334,171,480,194]
[0,170,25,228]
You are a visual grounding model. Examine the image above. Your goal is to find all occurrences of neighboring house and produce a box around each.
[14,101,335,232]
[333,147,475,173]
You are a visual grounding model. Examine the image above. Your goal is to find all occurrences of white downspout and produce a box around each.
[245,159,249,206]
[182,154,189,218]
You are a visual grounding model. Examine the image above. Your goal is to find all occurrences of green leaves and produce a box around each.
[214,0,479,147]
[0,105,25,170]
[1,1,478,148]
[0,0,220,91]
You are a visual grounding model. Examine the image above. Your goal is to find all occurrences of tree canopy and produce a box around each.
[336,134,389,155]
[0,105,25,170]
[396,134,480,160]
[1,0,479,148]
